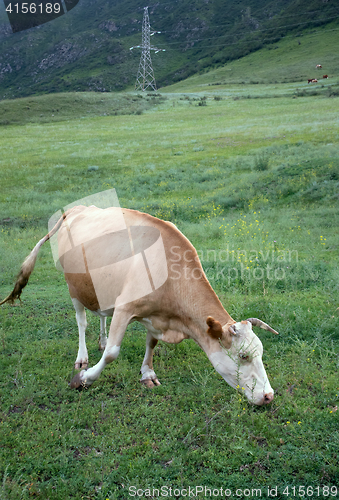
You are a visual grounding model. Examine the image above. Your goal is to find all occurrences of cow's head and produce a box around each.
[206,317,278,406]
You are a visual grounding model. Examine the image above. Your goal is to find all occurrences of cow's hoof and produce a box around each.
[70,371,86,390]
[74,361,88,370]
[140,378,161,388]
[141,378,155,388]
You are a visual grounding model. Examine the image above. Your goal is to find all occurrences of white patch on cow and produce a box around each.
[140,364,157,381]
[209,351,237,388]
[81,344,121,385]
[99,316,107,350]
[105,344,120,360]
[91,310,110,350]
[209,321,274,405]
[93,309,114,318]
[72,298,88,368]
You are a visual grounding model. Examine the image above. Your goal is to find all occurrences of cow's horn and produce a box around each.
[246,318,279,335]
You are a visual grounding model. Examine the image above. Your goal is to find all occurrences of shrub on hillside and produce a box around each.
[254,153,270,171]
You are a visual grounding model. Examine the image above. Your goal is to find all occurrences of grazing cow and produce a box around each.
[323,75,328,79]
[308,79,318,83]
[316,64,322,69]
[0,205,278,405]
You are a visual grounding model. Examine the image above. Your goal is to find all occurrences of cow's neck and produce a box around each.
[174,273,234,335]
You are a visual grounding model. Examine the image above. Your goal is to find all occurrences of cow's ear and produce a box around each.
[206,316,223,339]
[206,317,233,349]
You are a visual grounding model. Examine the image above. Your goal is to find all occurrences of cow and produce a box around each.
[316,64,322,69]
[323,75,328,79]
[308,79,317,83]
[0,205,278,405]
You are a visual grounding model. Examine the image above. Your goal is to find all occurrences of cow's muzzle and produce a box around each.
[263,392,274,404]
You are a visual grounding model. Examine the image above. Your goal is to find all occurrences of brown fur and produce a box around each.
[206,316,233,349]
[206,316,223,339]
[149,337,158,350]
[161,330,188,344]
[0,273,29,305]
[65,272,100,311]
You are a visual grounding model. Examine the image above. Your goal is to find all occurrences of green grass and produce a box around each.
[0,92,167,126]
[163,21,339,92]
[0,87,339,498]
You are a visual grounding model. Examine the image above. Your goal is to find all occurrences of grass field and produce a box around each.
[0,81,339,499]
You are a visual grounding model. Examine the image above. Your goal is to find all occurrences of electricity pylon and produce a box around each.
[131,7,164,92]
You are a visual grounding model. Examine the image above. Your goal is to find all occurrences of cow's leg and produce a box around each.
[99,316,107,351]
[70,307,131,389]
[72,298,88,370]
[140,330,161,388]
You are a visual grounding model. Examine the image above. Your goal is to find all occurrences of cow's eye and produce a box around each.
[239,353,250,362]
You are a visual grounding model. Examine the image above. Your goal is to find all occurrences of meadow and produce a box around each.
[0,83,338,499]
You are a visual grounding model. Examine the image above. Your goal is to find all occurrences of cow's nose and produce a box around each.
[263,392,274,404]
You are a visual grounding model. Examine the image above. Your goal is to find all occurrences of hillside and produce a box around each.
[0,0,338,99]
[163,20,339,92]
[1,19,339,129]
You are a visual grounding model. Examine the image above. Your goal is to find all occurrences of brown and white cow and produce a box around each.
[0,206,278,405]
[323,75,328,79]
[316,64,322,69]
[308,79,318,83]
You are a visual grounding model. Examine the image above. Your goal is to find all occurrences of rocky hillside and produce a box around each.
[0,0,338,99]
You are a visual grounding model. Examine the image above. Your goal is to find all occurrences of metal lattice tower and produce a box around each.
[134,7,162,92]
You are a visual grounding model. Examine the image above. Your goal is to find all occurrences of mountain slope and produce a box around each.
[163,20,339,92]
[0,0,338,99]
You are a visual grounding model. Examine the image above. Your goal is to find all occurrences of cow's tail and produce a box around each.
[0,212,67,306]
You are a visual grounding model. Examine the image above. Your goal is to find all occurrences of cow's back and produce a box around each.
[57,206,203,314]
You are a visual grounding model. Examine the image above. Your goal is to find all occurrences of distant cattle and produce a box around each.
[308,79,318,83]
[316,64,322,69]
[323,75,328,79]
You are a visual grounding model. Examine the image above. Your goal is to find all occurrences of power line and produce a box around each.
[159,13,339,34]
[136,0,339,24]
[131,6,165,92]
[154,26,339,52]
[150,15,339,49]
[128,3,339,66]
[131,0,339,41]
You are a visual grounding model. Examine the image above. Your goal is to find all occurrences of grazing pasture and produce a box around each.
[0,85,338,499]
